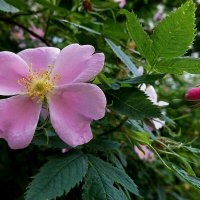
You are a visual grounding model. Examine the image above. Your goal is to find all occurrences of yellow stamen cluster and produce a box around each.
[18,64,60,102]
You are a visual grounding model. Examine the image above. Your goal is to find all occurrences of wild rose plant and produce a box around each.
[1,0,200,200]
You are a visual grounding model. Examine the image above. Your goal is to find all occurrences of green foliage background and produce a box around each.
[1,0,200,199]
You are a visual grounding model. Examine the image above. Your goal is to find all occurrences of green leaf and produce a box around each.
[131,132,150,145]
[116,150,128,167]
[87,139,120,152]
[155,57,200,74]
[183,146,200,154]
[35,0,67,12]
[152,0,196,60]
[87,155,139,196]
[106,87,161,120]
[5,0,29,10]
[109,154,125,170]
[103,22,129,41]
[121,9,154,64]
[120,74,165,85]
[0,0,19,13]
[105,38,140,76]
[25,152,88,200]
[82,167,128,200]
[128,120,156,140]
[172,165,200,190]
[61,19,101,35]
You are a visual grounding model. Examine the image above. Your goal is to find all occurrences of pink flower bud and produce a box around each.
[185,87,200,101]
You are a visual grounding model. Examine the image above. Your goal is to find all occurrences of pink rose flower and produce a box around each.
[144,85,168,129]
[185,87,200,101]
[138,67,168,130]
[0,44,106,149]
[113,0,126,8]
[134,145,155,162]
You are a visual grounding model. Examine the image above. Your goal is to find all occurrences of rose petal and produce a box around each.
[114,0,126,8]
[145,85,158,104]
[55,83,106,119]
[52,44,105,85]
[152,118,165,129]
[18,47,60,71]
[157,101,169,107]
[140,84,146,91]
[119,0,126,8]
[48,83,106,147]
[0,95,42,149]
[0,51,29,95]
[137,66,144,75]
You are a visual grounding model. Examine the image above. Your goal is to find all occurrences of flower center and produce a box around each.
[18,65,60,102]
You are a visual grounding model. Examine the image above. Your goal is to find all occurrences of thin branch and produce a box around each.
[100,116,128,135]
[0,16,50,46]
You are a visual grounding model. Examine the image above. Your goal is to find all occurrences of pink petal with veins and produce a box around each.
[18,47,60,71]
[52,44,105,85]
[48,83,106,147]
[0,95,41,149]
[0,51,29,95]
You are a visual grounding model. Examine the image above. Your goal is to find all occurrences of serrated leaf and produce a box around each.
[172,165,200,190]
[82,167,128,200]
[106,87,161,120]
[105,38,140,76]
[0,0,19,13]
[183,146,200,154]
[121,9,154,64]
[152,0,196,60]
[120,74,165,85]
[155,57,200,74]
[109,154,124,170]
[116,149,127,167]
[87,155,139,196]
[25,152,88,200]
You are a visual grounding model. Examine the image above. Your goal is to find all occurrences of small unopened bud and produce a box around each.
[185,87,200,101]
[83,0,92,12]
